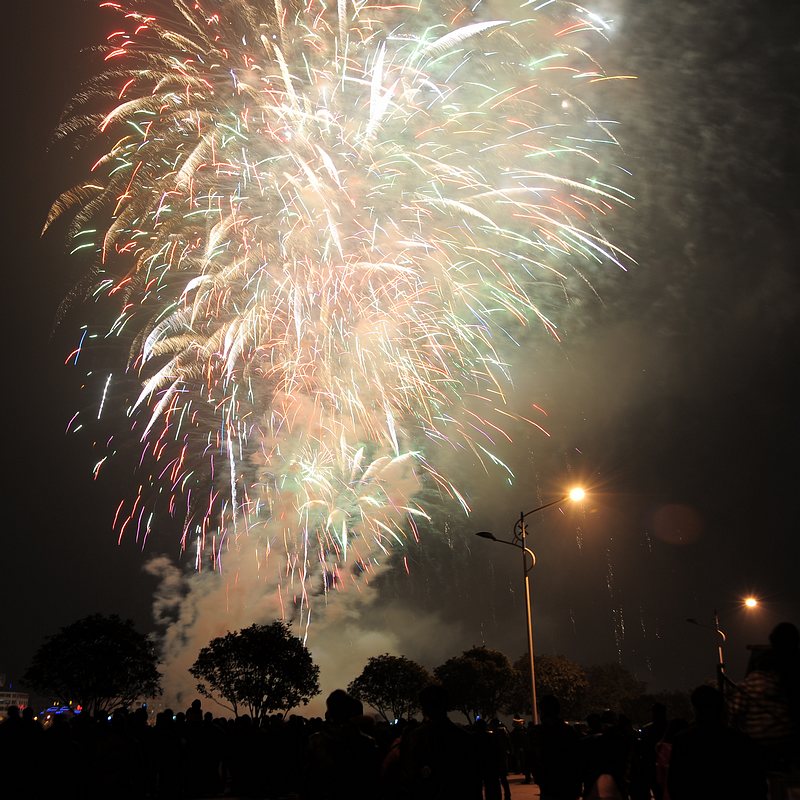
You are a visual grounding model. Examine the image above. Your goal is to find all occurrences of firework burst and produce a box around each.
[48,0,632,631]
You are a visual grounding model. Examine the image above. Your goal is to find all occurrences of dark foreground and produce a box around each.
[1,685,798,800]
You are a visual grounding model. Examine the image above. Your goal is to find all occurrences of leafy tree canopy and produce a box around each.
[507,653,588,719]
[434,646,514,723]
[23,613,162,716]
[578,662,646,718]
[189,621,320,719]
[348,654,431,722]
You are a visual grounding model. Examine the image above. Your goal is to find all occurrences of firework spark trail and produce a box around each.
[48,0,632,632]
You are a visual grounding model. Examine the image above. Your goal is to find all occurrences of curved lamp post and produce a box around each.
[686,611,727,693]
[476,487,586,725]
[687,598,759,694]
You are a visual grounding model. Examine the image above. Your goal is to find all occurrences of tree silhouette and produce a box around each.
[507,653,588,718]
[348,654,430,722]
[189,621,320,719]
[434,646,514,722]
[23,614,161,715]
[578,662,646,717]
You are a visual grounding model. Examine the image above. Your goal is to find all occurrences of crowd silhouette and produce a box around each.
[2,621,797,800]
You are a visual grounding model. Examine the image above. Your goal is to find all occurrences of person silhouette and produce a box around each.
[401,684,482,800]
[529,695,581,800]
[632,702,668,800]
[668,684,766,800]
[306,689,379,800]
[580,710,631,800]
[730,621,800,773]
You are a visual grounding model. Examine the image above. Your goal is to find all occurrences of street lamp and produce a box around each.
[476,487,586,725]
[686,611,728,694]
[686,599,759,694]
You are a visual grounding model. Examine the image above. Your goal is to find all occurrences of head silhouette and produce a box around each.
[419,684,449,720]
[769,622,799,655]
[539,694,561,721]
[325,689,359,724]
[690,685,724,724]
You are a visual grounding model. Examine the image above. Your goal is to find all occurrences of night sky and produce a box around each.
[5,0,799,708]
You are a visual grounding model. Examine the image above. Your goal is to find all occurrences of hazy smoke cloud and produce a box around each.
[146,547,464,715]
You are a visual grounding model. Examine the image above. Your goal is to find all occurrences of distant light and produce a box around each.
[568,487,586,502]
[744,597,758,609]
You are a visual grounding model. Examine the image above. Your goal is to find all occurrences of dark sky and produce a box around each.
[4,0,799,703]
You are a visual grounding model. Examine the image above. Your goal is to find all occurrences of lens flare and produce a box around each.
[48,0,631,629]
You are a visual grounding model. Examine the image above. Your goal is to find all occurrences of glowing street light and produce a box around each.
[743,596,759,609]
[475,487,586,725]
